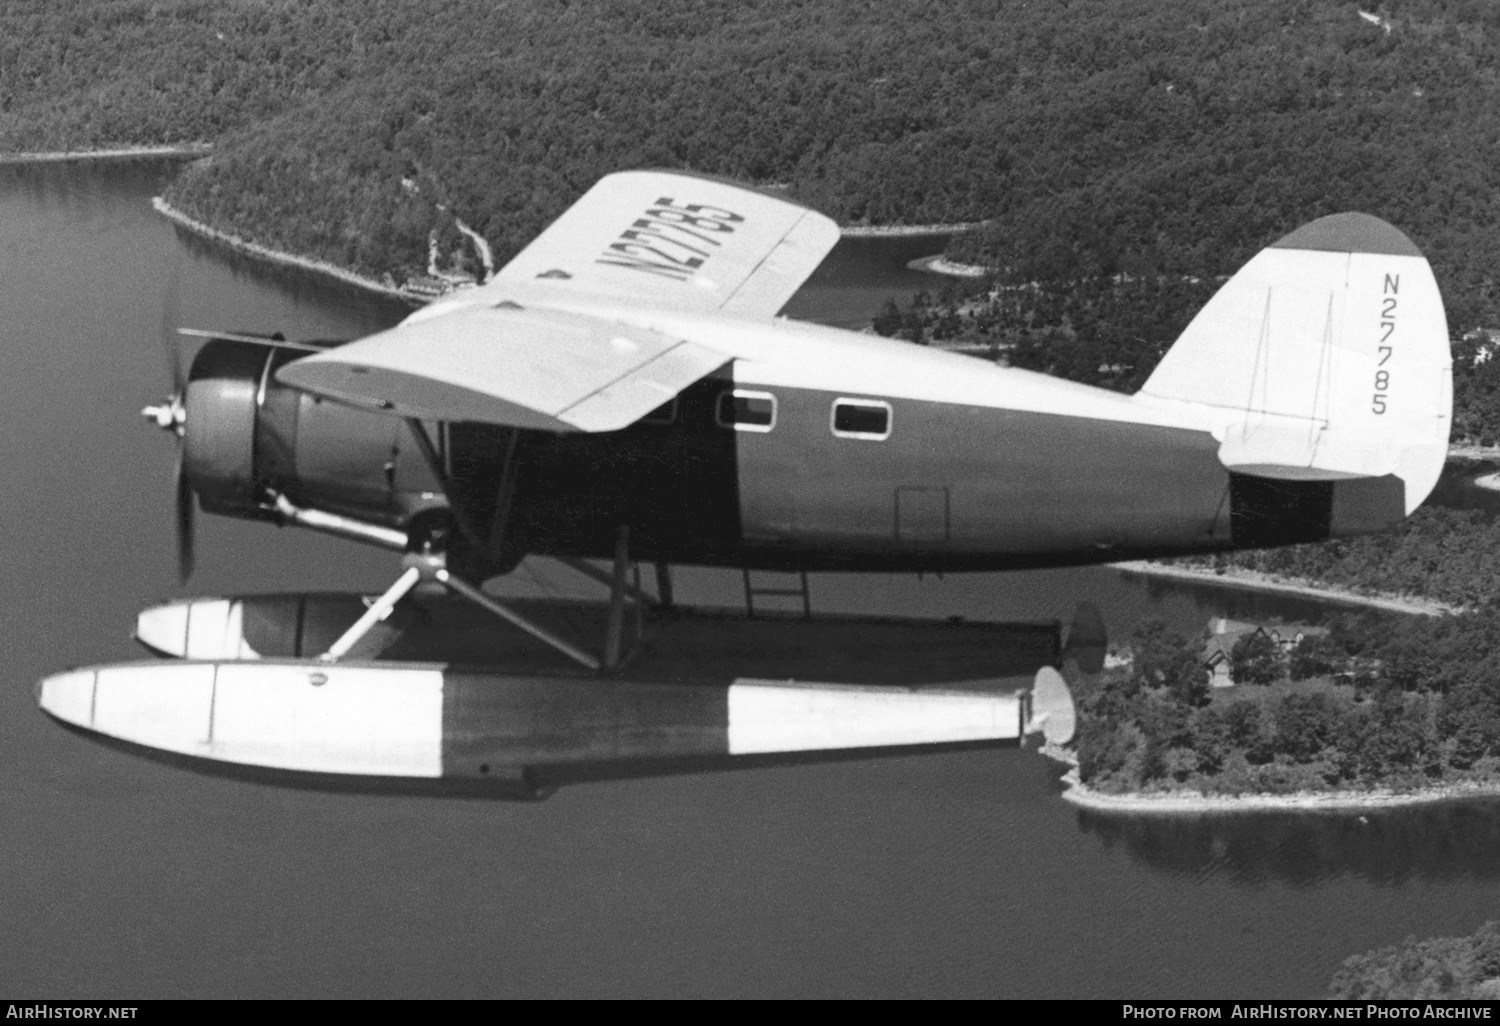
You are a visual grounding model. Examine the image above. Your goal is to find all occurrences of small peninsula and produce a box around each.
[1061,606,1500,814]
[152,196,418,303]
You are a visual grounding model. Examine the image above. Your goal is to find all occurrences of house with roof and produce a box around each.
[1202,617,1329,687]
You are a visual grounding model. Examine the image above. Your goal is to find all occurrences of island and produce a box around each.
[1059,600,1500,813]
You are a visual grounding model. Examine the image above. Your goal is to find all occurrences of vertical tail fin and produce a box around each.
[1138,213,1452,515]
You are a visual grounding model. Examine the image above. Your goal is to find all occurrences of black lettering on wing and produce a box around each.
[654,198,746,223]
[633,217,723,249]
[621,227,710,259]
[596,257,694,280]
[608,240,705,270]
[594,195,754,282]
[596,244,695,280]
[647,207,737,233]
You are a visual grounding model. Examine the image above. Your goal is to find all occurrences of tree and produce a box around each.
[1129,619,1208,706]
[871,298,902,337]
[1289,632,1343,681]
[1231,630,1285,686]
[1274,693,1341,763]
[1190,706,1228,775]
[1076,716,1138,787]
[1222,700,1272,764]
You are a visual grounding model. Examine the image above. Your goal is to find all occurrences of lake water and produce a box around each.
[3,159,1498,999]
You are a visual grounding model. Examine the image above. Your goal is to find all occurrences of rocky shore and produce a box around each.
[1059,769,1500,814]
[839,220,989,238]
[151,196,420,304]
[906,254,990,278]
[0,144,212,165]
[1110,560,1462,617]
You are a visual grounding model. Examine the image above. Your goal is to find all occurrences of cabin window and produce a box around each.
[717,390,777,432]
[831,398,892,440]
[641,397,678,426]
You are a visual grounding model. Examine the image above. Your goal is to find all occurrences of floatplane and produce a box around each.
[37,170,1451,797]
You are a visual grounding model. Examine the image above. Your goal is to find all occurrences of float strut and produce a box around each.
[603,525,630,671]
[320,558,602,672]
[438,569,602,672]
[654,563,675,610]
[556,555,657,606]
[320,566,423,661]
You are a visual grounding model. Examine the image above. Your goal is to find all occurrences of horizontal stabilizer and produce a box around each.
[1139,212,1452,514]
[277,303,729,431]
[1216,420,1403,481]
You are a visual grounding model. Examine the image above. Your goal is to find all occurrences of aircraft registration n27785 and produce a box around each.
[39,170,1452,796]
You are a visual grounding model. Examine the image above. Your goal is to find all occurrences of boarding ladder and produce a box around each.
[741,568,812,619]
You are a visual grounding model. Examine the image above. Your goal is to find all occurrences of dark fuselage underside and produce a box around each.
[475,377,1403,573]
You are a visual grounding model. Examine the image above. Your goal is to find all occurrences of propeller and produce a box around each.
[143,252,195,583]
[141,366,193,582]
[172,439,195,582]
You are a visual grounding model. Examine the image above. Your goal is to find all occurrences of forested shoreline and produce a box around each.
[1073,606,1500,802]
[1162,505,1500,611]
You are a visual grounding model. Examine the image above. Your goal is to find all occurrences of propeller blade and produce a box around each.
[174,447,195,583]
[160,251,186,395]
[158,253,195,583]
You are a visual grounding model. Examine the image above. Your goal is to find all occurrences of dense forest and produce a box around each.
[1077,607,1500,797]
[3,0,1500,334]
[1169,505,1500,610]
[1332,921,1500,998]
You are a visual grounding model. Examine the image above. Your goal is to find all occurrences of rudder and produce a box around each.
[1137,213,1452,517]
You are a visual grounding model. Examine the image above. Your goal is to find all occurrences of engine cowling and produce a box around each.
[182,338,447,528]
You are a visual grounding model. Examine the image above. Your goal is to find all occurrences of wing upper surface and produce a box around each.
[277,303,729,432]
[407,170,842,323]
[279,171,841,431]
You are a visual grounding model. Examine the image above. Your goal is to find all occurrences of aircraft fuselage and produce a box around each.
[486,367,1404,573]
[185,320,1409,577]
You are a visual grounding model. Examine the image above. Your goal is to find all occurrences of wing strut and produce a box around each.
[403,419,485,553]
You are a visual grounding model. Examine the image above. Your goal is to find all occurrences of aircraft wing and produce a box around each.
[279,170,840,431]
[410,169,842,321]
[276,303,729,433]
